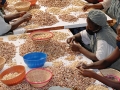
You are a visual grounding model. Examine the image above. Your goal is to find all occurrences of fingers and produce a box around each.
[69,41,74,46]
[66,38,71,44]
[82,4,91,12]
[19,11,27,17]
[24,13,32,18]
[76,65,81,69]
[71,38,75,44]
[22,13,32,22]
[76,62,82,69]
[82,63,87,69]
[82,6,87,12]
[79,67,84,71]
[76,65,80,69]
[76,64,84,70]
[78,67,84,74]
[67,37,74,44]
[79,69,83,74]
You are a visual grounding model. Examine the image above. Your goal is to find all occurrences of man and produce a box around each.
[69,0,104,35]
[77,25,120,90]
[0,0,32,35]
[67,9,116,62]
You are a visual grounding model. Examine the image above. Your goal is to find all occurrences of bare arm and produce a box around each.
[79,46,99,62]
[67,32,82,44]
[4,13,20,22]
[10,18,25,31]
[10,13,32,31]
[83,3,104,11]
[91,3,104,9]
[93,73,120,90]
[74,32,82,42]
[80,68,120,90]
[83,47,120,69]
[4,11,26,23]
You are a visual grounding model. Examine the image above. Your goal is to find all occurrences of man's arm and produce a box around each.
[10,13,32,31]
[82,3,103,11]
[93,72,120,90]
[81,47,120,69]
[74,32,82,42]
[4,11,26,23]
[79,68,120,90]
[83,0,111,11]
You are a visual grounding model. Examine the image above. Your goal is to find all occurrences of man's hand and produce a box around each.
[19,11,27,17]
[78,67,96,78]
[21,13,32,22]
[67,36,75,44]
[82,4,93,12]
[69,41,82,52]
[77,63,89,69]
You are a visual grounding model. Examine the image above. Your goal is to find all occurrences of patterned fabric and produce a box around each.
[104,0,120,33]
[106,0,120,24]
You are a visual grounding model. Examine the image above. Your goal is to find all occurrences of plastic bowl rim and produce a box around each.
[23,52,47,61]
[15,1,31,5]
[25,68,52,84]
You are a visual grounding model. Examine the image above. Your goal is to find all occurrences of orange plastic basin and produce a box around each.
[21,0,37,6]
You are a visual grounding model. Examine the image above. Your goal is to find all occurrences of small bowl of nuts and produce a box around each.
[25,68,52,87]
[30,31,54,41]
[0,65,25,86]
[15,1,31,12]
[0,56,6,71]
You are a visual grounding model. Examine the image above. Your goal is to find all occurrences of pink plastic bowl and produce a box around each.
[30,31,53,41]
[25,68,52,87]
[105,75,120,82]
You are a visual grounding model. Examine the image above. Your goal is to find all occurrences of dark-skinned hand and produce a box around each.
[78,67,96,78]
[76,63,89,69]
[69,41,82,52]
[82,4,93,12]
